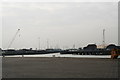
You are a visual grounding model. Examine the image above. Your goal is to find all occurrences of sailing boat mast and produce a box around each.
[103,29,105,48]
[38,37,40,50]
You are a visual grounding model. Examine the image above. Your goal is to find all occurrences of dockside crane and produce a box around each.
[8,29,20,49]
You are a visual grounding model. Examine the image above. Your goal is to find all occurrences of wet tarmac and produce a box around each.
[2,57,119,78]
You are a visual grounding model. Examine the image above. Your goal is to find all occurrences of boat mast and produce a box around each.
[47,39,49,49]
[38,37,40,50]
[103,29,105,48]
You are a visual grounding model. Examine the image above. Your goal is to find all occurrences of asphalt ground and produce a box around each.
[2,57,119,78]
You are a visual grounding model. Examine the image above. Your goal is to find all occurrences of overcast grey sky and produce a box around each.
[2,2,118,49]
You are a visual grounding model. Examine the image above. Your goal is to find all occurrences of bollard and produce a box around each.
[53,55,55,57]
[22,55,24,57]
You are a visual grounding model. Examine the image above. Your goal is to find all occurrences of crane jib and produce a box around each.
[8,29,20,48]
